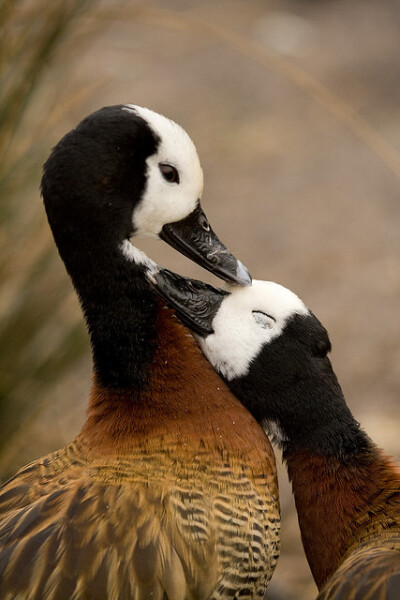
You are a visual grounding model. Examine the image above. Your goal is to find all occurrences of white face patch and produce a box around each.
[123,105,204,237]
[196,280,309,380]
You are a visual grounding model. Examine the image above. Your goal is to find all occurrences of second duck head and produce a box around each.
[148,268,364,458]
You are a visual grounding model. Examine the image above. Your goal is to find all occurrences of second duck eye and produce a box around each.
[159,163,180,184]
[252,310,276,330]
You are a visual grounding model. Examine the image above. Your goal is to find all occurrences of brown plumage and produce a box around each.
[143,275,400,600]
[317,534,400,599]
[0,304,279,600]
[286,449,400,599]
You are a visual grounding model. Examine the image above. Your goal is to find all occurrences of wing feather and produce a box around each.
[0,443,278,599]
[0,461,194,599]
[318,537,400,600]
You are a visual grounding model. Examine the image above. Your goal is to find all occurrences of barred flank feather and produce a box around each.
[0,439,279,600]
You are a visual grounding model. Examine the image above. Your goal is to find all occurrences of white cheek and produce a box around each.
[133,157,200,237]
[196,281,309,381]
[198,316,277,381]
[126,105,204,237]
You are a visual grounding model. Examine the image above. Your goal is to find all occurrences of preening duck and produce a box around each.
[0,106,279,600]
[149,270,400,599]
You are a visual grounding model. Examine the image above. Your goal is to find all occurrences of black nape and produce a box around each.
[41,106,162,391]
[42,105,159,259]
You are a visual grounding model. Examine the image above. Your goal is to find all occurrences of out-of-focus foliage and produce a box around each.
[0,0,97,461]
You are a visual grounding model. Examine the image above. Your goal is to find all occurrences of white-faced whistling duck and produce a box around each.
[149,271,400,600]
[0,106,280,600]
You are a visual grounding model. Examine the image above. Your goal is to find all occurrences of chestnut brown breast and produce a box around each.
[0,307,280,600]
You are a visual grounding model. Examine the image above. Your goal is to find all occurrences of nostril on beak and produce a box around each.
[199,215,210,232]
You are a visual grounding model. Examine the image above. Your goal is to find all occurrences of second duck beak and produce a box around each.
[146,265,226,336]
[160,204,251,287]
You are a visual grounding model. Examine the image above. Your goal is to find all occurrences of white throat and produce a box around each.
[120,240,157,270]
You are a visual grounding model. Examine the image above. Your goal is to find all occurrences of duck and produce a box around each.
[0,105,280,600]
[148,268,400,599]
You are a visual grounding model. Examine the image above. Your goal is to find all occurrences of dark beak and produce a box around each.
[146,265,227,336]
[160,204,251,286]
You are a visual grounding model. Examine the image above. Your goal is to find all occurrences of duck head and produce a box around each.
[42,104,250,285]
[147,267,359,455]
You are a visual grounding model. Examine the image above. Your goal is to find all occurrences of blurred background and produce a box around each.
[1,0,399,597]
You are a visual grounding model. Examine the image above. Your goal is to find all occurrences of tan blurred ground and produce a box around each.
[1,1,400,598]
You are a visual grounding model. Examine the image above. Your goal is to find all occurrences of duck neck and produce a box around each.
[283,407,400,589]
[79,301,275,473]
[54,221,158,391]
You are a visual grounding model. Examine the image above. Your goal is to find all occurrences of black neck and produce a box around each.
[228,344,372,461]
[52,223,157,390]
[281,406,373,463]
[40,105,163,390]
[280,379,372,460]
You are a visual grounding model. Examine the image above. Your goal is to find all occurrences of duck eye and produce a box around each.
[252,310,275,330]
[159,163,180,184]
